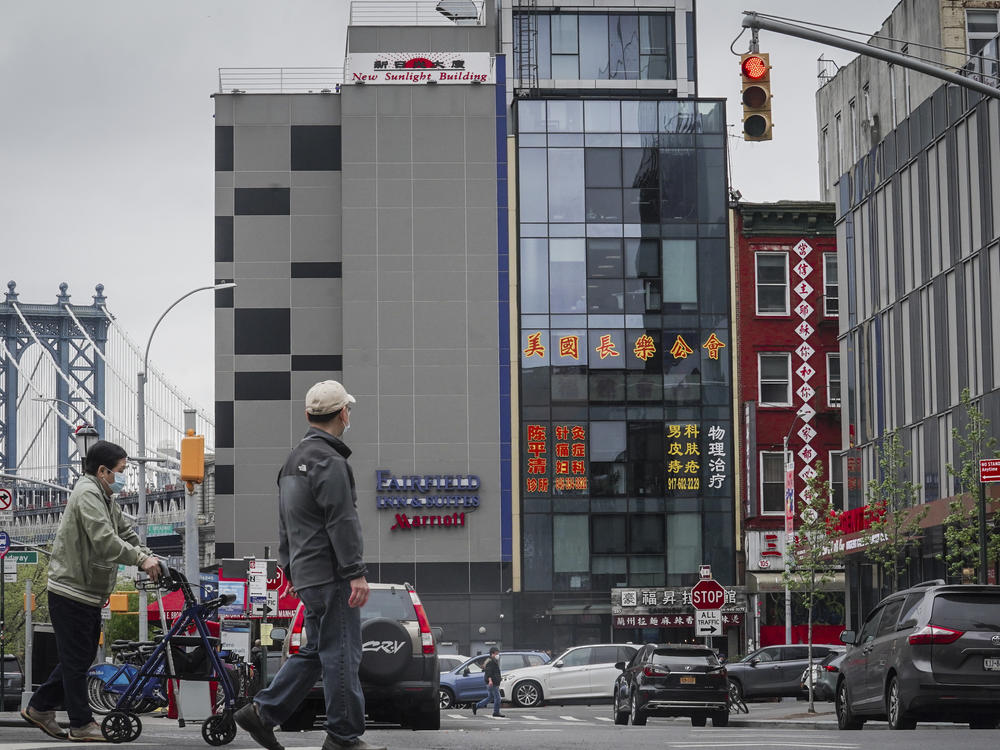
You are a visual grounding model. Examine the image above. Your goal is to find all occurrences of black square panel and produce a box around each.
[235,188,290,215]
[216,542,235,560]
[215,217,234,262]
[215,464,234,494]
[234,308,290,354]
[291,262,342,278]
[291,355,342,371]
[216,126,233,171]
[291,126,341,171]
[234,371,290,400]
[215,401,234,448]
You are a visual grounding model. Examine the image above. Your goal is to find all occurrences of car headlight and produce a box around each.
[501,673,517,683]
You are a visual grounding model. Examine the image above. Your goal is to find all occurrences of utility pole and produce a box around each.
[742,12,1000,100]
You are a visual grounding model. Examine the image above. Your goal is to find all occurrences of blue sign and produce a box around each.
[199,572,219,604]
[0,531,9,557]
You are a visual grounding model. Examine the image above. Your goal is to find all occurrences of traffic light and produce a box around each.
[740,52,772,141]
[180,429,205,485]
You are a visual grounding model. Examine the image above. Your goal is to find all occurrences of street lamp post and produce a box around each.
[136,283,235,641]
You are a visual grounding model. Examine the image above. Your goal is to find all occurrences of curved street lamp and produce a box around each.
[136,282,236,641]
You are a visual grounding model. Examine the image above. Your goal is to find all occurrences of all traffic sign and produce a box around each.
[691,578,725,610]
[695,609,723,637]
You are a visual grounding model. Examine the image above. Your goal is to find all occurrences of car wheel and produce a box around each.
[513,680,543,708]
[613,688,629,725]
[969,717,999,729]
[629,692,647,726]
[885,677,915,730]
[690,715,707,727]
[439,688,454,710]
[407,700,441,731]
[835,680,864,730]
[712,710,729,727]
[280,705,317,732]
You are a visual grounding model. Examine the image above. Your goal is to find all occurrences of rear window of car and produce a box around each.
[652,649,719,667]
[363,588,417,621]
[527,654,547,666]
[932,593,1000,631]
[782,647,809,660]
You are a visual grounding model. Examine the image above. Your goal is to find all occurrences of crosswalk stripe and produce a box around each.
[447,713,467,719]
[559,715,585,721]
[595,716,613,722]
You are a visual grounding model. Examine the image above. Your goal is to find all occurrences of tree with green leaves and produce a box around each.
[942,388,1000,581]
[1,546,52,666]
[861,430,928,594]
[781,460,846,713]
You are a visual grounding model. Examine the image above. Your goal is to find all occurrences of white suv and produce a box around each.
[499,643,637,707]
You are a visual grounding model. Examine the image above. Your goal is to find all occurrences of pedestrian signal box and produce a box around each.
[180,429,205,484]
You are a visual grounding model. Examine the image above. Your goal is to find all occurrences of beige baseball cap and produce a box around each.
[305,380,356,415]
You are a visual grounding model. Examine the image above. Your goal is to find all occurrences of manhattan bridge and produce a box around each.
[0,281,216,564]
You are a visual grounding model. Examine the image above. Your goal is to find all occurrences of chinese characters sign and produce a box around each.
[347,52,494,84]
[522,330,727,363]
[664,424,729,494]
[613,613,743,628]
[524,424,589,494]
[611,586,745,629]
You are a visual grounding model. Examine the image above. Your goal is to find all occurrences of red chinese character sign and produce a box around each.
[519,329,726,366]
[523,423,588,495]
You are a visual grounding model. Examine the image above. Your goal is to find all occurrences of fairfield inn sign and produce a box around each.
[375,469,481,532]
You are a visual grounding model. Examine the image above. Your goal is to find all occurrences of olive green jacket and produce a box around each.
[48,474,153,607]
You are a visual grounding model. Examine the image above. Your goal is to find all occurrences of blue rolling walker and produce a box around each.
[101,563,239,745]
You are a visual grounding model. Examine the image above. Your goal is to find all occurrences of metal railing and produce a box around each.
[218,68,344,94]
[349,0,485,26]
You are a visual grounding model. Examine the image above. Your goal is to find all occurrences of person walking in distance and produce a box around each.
[472,648,505,718]
[235,381,385,750]
[22,440,161,742]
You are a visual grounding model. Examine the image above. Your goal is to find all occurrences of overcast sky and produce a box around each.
[0,0,897,414]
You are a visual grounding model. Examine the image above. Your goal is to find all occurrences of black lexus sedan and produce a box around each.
[613,643,729,727]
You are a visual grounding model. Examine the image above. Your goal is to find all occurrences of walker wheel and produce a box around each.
[202,713,236,746]
[102,710,142,743]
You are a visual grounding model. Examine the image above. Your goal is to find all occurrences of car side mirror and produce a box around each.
[614,661,626,671]
[462,668,470,676]
[268,628,287,644]
[749,658,759,667]
[553,660,564,668]
[839,630,856,645]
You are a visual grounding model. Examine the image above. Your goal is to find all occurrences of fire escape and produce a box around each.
[514,0,539,97]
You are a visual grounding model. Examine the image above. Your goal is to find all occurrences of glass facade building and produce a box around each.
[513,95,735,624]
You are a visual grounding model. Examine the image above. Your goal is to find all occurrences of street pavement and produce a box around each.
[2,699,998,748]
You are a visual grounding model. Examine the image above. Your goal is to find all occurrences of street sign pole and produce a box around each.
[978,459,1000,584]
[0,529,8,711]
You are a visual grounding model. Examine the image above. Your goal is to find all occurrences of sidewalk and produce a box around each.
[727,697,839,729]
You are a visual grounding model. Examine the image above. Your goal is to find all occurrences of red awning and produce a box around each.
[147,589,187,621]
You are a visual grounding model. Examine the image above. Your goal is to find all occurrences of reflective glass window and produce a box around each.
[518,101,547,132]
[551,329,588,366]
[552,55,580,79]
[551,366,588,402]
[579,15,610,78]
[589,371,626,402]
[630,556,664,585]
[585,149,622,187]
[536,14,551,78]
[624,239,659,277]
[587,238,623,277]
[548,150,585,222]
[551,14,579,54]
[590,420,626,461]
[666,512,700,575]
[591,514,627,553]
[661,240,697,307]
[760,452,784,513]
[584,101,621,133]
[549,238,586,312]
[587,329,626,369]
[660,149,697,220]
[554,515,590,572]
[621,101,658,132]
[547,101,583,132]
[609,14,639,79]
[755,252,789,314]
[519,149,548,222]
[697,149,726,223]
[585,189,623,222]
[626,371,662,401]
[520,238,549,313]
[758,352,791,405]
[587,278,625,313]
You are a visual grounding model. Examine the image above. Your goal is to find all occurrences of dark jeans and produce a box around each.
[255,580,365,742]
[30,591,101,727]
[476,683,501,715]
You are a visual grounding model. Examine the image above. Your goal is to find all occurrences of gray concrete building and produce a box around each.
[815,0,1000,200]
[815,1,1000,621]
[214,0,736,654]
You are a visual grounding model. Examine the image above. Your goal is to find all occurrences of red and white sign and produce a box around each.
[691,578,725,610]
[0,488,12,511]
[981,459,1000,483]
[347,52,494,84]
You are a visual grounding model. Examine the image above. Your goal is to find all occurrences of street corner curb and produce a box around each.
[729,718,839,729]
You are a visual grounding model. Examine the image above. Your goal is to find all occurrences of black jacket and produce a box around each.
[483,656,501,685]
[277,428,367,590]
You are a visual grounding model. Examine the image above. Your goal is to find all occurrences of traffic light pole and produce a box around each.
[742,12,1000,101]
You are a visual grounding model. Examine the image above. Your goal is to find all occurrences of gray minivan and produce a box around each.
[836,580,1000,730]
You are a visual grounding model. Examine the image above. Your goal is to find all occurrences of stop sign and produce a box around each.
[691,579,725,610]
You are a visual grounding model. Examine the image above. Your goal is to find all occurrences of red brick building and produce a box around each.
[732,202,844,648]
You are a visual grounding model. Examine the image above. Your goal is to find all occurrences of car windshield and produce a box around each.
[363,588,417,621]
[932,593,1000,631]
[739,648,771,663]
[652,649,719,667]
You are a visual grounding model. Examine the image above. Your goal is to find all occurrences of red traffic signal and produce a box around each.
[740,52,772,141]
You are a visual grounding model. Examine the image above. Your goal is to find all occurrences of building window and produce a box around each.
[760,452,785,514]
[834,112,842,177]
[901,45,911,116]
[888,64,898,126]
[827,352,841,407]
[755,252,789,315]
[759,352,792,406]
[823,252,839,316]
[828,451,844,510]
[967,10,1000,55]
[821,127,829,189]
[848,98,858,164]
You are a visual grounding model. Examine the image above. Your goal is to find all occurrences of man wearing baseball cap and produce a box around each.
[236,380,384,750]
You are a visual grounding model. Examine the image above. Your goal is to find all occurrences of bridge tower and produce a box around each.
[0,281,108,486]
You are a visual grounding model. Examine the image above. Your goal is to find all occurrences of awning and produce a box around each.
[745,572,845,594]
[546,603,612,616]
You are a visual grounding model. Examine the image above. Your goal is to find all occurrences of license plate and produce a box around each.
[985,658,1000,671]
[679,676,696,684]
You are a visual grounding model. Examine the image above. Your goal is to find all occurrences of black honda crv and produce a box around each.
[836,580,1000,730]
